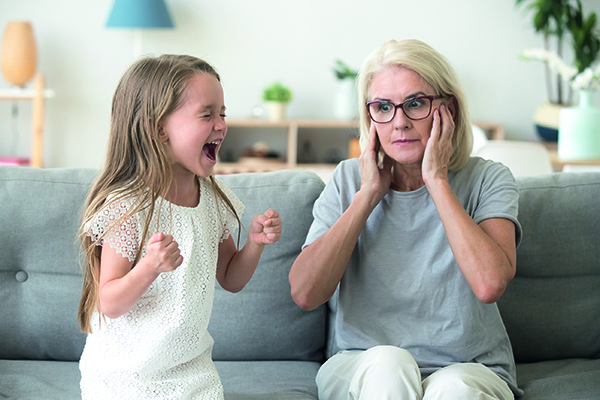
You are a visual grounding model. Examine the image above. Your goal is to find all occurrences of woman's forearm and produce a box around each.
[289,190,377,311]
[426,177,516,303]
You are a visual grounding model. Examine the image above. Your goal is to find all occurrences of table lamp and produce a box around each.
[1,21,37,87]
[106,0,174,57]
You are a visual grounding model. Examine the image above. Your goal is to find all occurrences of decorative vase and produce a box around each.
[266,102,287,122]
[533,102,567,142]
[558,90,600,160]
[1,21,37,87]
[333,79,357,120]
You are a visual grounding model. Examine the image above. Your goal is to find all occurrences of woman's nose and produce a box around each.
[393,107,412,128]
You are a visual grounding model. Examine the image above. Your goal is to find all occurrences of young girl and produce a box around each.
[78,54,282,399]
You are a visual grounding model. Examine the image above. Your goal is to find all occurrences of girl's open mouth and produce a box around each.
[203,140,220,161]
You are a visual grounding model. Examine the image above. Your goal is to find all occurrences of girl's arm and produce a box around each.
[216,209,282,293]
[423,105,517,304]
[98,232,183,318]
[289,124,393,311]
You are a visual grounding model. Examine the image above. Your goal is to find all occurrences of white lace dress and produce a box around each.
[79,177,244,400]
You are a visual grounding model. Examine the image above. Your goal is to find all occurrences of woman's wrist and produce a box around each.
[423,167,448,188]
[424,174,452,204]
[354,188,382,214]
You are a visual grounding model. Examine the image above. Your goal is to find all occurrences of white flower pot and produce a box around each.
[333,79,357,120]
[266,102,287,122]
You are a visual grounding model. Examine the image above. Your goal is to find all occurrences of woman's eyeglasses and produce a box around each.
[366,95,445,124]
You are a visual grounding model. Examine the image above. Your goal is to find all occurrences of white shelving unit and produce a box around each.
[215,118,359,175]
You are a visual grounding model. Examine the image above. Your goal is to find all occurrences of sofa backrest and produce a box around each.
[0,166,327,364]
[0,166,95,361]
[209,170,327,362]
[498,172,600,363]
[14,164,595,366]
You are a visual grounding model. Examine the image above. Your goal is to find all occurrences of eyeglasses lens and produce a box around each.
[368,97,432,123]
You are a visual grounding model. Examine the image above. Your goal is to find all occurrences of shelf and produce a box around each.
[214,162,336,175]
[221,118,359,173]
[473,121,504,140]
[226,118,359,127]
[541,142,600,171]
[0,74,53,168]
[0,87,55,100]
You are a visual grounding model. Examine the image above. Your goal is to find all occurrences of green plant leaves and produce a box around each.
[262,82,292,103]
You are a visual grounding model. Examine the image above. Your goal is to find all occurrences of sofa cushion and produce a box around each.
[210,170,327,362]
[516,359,600,400]
[215,361,319,399]
[0,359,82,399]
[498,172,600,362]
[0,166,95,361]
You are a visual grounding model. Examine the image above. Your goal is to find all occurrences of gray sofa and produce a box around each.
[0,165,599,400]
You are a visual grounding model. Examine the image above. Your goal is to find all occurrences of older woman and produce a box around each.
[289,39,522,399]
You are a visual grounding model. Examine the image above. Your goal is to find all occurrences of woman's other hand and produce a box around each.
[422,104,454,186]
[359,122,393,206]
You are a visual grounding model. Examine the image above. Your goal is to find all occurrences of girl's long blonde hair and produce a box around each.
[78,54,239,333]
[357,39,473,170]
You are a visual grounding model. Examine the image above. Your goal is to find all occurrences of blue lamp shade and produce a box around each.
[106,0,174,29]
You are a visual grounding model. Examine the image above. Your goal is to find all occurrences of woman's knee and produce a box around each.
[423,363,513,400]
[360,346,419,374]
[349,346,422,397]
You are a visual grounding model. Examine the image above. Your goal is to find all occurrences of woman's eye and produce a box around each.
[406,99,425,110]
[378,103,394,113]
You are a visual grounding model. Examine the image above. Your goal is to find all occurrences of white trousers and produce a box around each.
[316,346,514,400]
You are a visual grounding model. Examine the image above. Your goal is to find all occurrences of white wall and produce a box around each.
[1,0,599,168]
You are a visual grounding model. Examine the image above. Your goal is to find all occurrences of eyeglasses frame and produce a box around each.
[366,95,446,124]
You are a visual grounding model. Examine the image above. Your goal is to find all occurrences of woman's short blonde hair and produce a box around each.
[357,39,473,170]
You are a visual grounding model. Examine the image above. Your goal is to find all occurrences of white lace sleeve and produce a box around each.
[214,179,245,243]
[86,195,142,262]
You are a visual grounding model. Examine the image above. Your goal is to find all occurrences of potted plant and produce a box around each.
[332,59,359,120]
[558,2,600,159]
[333,59,358,81]
[567,1,600,75]
[516,0,600,141]
[263,81,292,121]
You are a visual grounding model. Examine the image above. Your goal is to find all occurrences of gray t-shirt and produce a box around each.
[303,156,522,394]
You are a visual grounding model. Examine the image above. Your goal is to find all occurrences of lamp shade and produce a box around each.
[106,0,174,29]
[1,21,37,87]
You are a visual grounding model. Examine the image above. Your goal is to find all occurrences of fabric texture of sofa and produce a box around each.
[0,165,599,399]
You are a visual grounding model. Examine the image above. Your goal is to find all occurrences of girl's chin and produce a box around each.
[189,161,215,178]
[196,166,214,178]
